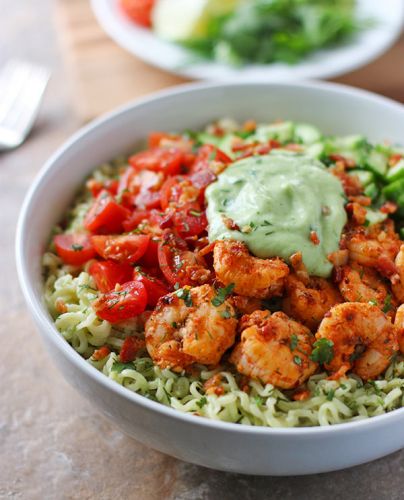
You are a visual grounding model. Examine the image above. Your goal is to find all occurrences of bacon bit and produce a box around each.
[292,389,310,401]
[243,119,257,133]
[376,256,398,279]
[222,214,240,231]
[290,251,310,285]
[329,154,356,168]
[92,346,110,361]
[380,201,398,214]
[310,230,320,245]
[348,195,371,207]
[55,298,68,314]
[389,153,403,167]
[198,242,215,257]
[204,373,224,395]
[330,168,363,196]
[120,337,145,363]
[186,265,212,285]
[285,143,304,152]
[328,249,349,267]
[232,140,256,152]
[345,202,367,225]
[333,265,344,284]
[211,125,225,137]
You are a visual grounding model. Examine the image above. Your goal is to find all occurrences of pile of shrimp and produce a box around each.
[145,220,404,396]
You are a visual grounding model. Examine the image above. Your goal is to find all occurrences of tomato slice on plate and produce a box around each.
[93,281,148,323]
[129,148,183,176]
[54,233,96,265]
[133,269,169,306]
[119,0,155,27]
[122,210,151,232]
[137,237,160,267]
[84,190,130,234]
[86,179,119,198]
[91,234,150,263]
[157,231,198,286]
[89,260,133,293]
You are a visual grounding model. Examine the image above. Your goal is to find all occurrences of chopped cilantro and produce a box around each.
[254,396,264,407]
[71,244,84,251]
[171,322,178,328]
[382,294,392,314]
[111,361,135,373]
[189,209,202,217]
[293,355,302,366]
[310,338,334,364]
[175,287,193,307]
[211,283,235,306]
[220,307,232,319]
[368,299,378,306]
[196,396,207,408]
[326,389,335,401]
[290,334,298,352]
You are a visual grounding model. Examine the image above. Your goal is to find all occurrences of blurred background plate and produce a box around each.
[91,0,404,81]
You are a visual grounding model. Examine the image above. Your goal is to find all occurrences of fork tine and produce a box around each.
[0,62,33,123]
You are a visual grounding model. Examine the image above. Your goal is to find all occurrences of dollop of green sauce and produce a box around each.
[205,151,347,277]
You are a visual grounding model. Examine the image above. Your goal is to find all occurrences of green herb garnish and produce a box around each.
[211,283,235,306]
[310,338,334,364]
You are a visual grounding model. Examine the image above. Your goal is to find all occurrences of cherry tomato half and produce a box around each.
[84,190,130,234]
[54,233,96,266]
[129,147,183,176]
[89,260,133,293]
[191,144,231,172]
[91,234,150,263]
[120,0,154,27]
[93,281,148,323]
[133,269,169,306]
[173,203,208,238]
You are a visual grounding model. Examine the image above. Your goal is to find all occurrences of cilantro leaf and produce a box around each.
[175,287,193,307]
[290,334,298,351]
[382,294,392,314]
[211,283,235,306]
[310,338,334,364]
[111,361,135,373]
[196,396,207,408]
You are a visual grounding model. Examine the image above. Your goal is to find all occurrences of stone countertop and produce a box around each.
[1,1,403,498]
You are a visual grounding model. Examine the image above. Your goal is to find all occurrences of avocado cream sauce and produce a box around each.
[205,151,347,277]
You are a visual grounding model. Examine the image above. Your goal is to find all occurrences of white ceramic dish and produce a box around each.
[16,81,404,476]
[91,0,404,81]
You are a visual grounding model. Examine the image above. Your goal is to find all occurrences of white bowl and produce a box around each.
[16,81,404,476]
[91,0,404,81]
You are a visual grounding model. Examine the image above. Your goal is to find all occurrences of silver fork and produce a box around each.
[0,60,50,151]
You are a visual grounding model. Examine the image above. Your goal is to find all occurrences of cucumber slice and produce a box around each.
[217,134,237,158]
[254,121,294,143]
[197,132,222,146]
[350,169,374,187]
[366,149,388,177]
[294,124,322,145]
[329,135,367,151]
[365,208,387,226]
[364,182,379,200]
[305,142,324,159]
[382,178,404,200]
[386,158,404,183]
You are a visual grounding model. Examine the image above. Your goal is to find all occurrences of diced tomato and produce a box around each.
[122,210,151,232]
[137,237,160,267]
[133,269,169,306]
[135,189,161,209]
[173,203,208,238]
[54,233,96,265]
[191,144,231,172]
[129,148,183,176]
[89,260,133,293]
[91,234,150,263]
[92,346,111,361]
[190,168,217,190]
[120,0,154,27]
[120,336,145,363]
[118,168,163,209]
[84,190,130,234]
[160,175,185,210]
[93,281,148,323]
[86,179,119,198]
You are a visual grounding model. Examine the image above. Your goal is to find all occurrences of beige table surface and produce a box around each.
[2,1,404,499]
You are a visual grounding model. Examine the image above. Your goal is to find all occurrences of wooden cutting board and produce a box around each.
[56,0,404,122]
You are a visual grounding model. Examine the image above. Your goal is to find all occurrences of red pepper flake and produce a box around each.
[310,230,320,245]
[380,201,398,214]
[92,346,110,361]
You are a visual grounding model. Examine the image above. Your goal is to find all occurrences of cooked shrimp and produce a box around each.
[345,222,400,275]
[316,302,398,380]
[394,304,404,354]
[392,244,404,303]
[337,263,392,310]
[213,240,289,299]
[231,295,263,315]
[230,311,318,389]
[282,274,342,331]
[145,284,237,371]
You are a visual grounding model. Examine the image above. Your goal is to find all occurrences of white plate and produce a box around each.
[91,0,404,81]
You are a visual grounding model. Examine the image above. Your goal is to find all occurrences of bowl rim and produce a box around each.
[16,79,404,436]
